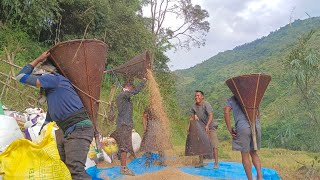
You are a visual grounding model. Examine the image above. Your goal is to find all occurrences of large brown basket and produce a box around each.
[48,39,108,136]
[185,120,212,157]
[110,51,151,79]
[226,73,271,150]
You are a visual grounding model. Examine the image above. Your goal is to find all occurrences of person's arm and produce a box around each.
[188,108,196,133]
[142,112,148,132]
[224,106,236,139]
[16,51,50,87]
[39,112,53,135]
[124,78,147,97]
[205,102,214,132]
[189,107,196,121]
[206,112,213,133]
[30,51,50,67]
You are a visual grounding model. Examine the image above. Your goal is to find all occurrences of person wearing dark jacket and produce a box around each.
[110,79,147,176]
[16,51,94,180]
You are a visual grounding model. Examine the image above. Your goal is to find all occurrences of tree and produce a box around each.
[286,30,320,124]
[40,0,154,66]
[40,0,110,43]
[0,0,61,39]
[142,0,210,50]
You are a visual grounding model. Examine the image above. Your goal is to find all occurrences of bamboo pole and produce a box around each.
[1,59,111,103]
[0,59,22,69]
[98,112,108,119]
[0,80,38,102]
[0,72,38,90]
[0,76,108,118]
[0,75,10,98]
[0,58,109,119]
[4,48,17,88]
[106,86,117,116]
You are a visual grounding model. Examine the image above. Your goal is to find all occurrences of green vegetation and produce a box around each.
[175,17,320,152]
[1,1,320,178]
[0,0,209,146]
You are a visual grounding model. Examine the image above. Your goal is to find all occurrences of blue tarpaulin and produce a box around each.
[87,153,166,180]
[87,154,281,180]
[179,162,281,180]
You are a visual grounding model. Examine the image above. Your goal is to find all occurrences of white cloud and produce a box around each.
[166,0,320,70]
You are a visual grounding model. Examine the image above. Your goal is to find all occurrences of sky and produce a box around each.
[165,0,320,70]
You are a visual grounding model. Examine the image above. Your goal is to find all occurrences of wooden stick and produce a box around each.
[0,72,38,90]
[251,121,258,150]
[1,58,110,104]
[0,59,22,69]
[0,75,107,118]
[1,58,109,119]
[0,75,10,98]
[98,112,108,118]
[252,74,261,150]
[105,85,117,115]
[0,80,38,101]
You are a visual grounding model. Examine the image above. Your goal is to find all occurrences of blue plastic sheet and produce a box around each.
[87,153,167,180]
[87,154,281,180]
[179,162,281,180]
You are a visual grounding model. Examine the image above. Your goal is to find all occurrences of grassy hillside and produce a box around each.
[175,17,320,151]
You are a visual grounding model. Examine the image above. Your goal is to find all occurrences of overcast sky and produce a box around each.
[166,0,320,70]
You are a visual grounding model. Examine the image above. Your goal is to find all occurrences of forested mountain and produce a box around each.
[175,17,320,152]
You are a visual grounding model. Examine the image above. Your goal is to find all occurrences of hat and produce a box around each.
[32,60,57,75]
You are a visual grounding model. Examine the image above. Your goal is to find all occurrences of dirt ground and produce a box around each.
[123,168,201,180]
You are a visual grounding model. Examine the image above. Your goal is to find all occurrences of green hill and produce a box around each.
[174,17,320,152]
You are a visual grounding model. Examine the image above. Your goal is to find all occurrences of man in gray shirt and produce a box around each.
[224,96,262,180]
[110,78,147,176]
[190,90,219,169]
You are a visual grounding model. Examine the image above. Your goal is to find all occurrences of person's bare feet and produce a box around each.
[213,163,219,169]
[120,166,135,176]
[195,162,206,168]
[257,175,263,180]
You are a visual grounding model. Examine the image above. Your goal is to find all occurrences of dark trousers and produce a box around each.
[57,126,94,180]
